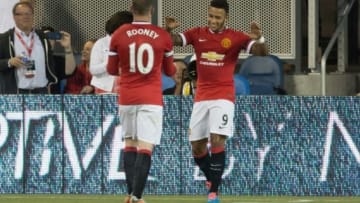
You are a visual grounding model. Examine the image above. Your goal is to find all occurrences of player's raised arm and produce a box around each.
[248,22,268,56]
[164,16,183,46]
[247,22,262,40]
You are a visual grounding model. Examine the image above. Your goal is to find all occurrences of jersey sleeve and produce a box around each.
[179,27,200,47]
[162,32,176,77]
[239,32,255,53]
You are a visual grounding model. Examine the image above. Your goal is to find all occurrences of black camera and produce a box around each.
[187,61,197,80]
[45,32,62,40]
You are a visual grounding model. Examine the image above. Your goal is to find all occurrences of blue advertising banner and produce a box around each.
[0,95,359,195]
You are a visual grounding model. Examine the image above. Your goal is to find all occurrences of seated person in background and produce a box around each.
[90,11,133,94]
[65,39,96,94]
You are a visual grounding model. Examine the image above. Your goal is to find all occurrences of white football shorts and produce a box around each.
[188,99,234,142]
[119,104,163,145]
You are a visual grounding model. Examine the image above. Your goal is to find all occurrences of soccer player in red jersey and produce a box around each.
[107,0,178,202]
[165,0,266,202]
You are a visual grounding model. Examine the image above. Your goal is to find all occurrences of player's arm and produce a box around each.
[163,53,184,94]
[164,16,183,46]
[172,61,186,95]
[247,22,268,56]
[163,53,176,77]
[171,34,183,47]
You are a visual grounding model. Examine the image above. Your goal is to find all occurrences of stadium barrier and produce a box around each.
[0,95,359,195]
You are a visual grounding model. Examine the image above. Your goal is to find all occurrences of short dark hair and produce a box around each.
[40,26,55,32]
[132,0,153,15]
[13,2,34,15]
[210,0,229,14]
[105,11,133,35]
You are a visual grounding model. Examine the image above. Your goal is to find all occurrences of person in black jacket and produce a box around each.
[0,1,76,94]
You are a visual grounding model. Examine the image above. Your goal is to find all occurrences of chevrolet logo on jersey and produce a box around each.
[201,52,225,61]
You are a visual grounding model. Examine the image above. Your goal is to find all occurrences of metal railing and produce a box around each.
[321,0,355,96]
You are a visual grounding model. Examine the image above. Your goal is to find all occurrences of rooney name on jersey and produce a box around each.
[126,28,159,39]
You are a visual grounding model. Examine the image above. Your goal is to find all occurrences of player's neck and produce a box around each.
[133,15,151,23]
[209,26,226,34]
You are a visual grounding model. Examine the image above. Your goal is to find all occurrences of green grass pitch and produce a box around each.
[0,195,359,203]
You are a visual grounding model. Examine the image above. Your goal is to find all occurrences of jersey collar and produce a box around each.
[132,21,151,25]
[208,26,228,34]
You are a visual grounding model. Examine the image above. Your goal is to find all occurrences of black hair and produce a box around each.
[210,0,229,14]
[105,11,133,35]
[40,26,55,32]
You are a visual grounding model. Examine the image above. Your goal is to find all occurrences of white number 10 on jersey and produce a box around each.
[129,42,154,74]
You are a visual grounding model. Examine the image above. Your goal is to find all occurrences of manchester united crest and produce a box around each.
[221,38,232,49]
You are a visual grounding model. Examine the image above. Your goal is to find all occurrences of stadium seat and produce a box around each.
[59,79,67,94]
[238,55,285,95]
[234,74,250,95]
[161,73,175,91]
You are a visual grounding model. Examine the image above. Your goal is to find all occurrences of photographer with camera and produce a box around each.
[0,1,76,94]
[181,54,197,96]
[162,54,196,96]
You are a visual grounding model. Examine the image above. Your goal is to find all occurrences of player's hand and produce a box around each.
[248,22,262,40]
[164,16,180,32]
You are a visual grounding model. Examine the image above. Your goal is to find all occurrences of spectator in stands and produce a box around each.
[0,1,76,94]
[65,39,96,94]
[1,1,36,33]
[90,10,133,94]
[165,0,267,202]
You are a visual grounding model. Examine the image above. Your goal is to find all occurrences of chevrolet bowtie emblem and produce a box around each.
[201,52,225,61]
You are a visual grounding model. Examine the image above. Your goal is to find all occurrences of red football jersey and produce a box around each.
[181,27,253,103]
[107,22,176,105]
